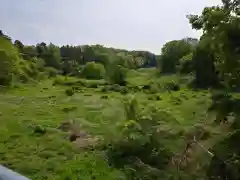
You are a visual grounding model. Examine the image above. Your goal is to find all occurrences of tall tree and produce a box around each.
[188,0,240,88]
[188,1,240,179]
[160,40,193,74]
[0,37,19,85]
[14,40,24,54]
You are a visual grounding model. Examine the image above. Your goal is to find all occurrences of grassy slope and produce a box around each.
[0,68,225,179]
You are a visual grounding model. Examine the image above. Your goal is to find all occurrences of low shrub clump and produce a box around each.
[81,62,106,80]
[164,81,180,91]
[102,97,174,179]
[101,84,129,94]
[65,88,74,96]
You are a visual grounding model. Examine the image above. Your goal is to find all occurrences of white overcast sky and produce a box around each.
[0,0,221,54]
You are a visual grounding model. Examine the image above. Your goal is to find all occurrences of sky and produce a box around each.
[0,0,221,54]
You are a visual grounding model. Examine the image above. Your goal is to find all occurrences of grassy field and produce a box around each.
[0,68,227,179]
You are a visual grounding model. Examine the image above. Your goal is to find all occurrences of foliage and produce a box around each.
[104,97,173,179]
[44,67,59,77]
[36,43,61,69]
[191,37,221,88]
[164,81,180,91]
[0,37,20,85]
[206,130,240,180]
[0,30,159,86]
[2,1,240,178]
[160,39,194,74]
[178,52,194,74]
[101,84,128,94]
[106,61,127,86]
[188,1,240,89]
[81,62,106,80]
[189,1,240,179]
[65,88,74,96]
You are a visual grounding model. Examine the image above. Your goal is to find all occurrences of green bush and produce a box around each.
[101,84,128,94]
[148,95,161,101]
[18,71,31,83]
[107,64,127,86]
[0,38,19,85]
[44,67,59,77]
[178,52,193,74]
[129,85,142,92]
[81,62,106,80]
[86,83,98,88]
[120,87,128,94]
[164,81,180,91]
[101,95,109,99]
[65,88,74,96]
[103,97,174,179]
[149,83,160,94]
[37,72,49,81]
[17,60,40,82]
[33,125,47,135]
[61,105,77,113]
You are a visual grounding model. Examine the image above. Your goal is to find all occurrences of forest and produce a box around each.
[1,0,240,179]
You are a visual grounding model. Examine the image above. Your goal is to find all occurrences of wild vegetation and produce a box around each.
[1,0,240,179]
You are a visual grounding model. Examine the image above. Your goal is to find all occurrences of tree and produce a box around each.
[95,52,111,66]
[188,1,240,179]
[14,40,24,54]
[0,37,20,85]
[178,52,193,74]
[81,62,106,80]
[188,1,240,89]
[191,36,220,88]
[36,43,61,69]
[45,43,61,69]
[160,40,194,74]
[106,61,127,86]
[22,45,37,60]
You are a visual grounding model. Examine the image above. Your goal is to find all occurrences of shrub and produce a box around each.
[44,67,59,77]
[148,96,154,100]
[164,81,180,91]
[101,95,108,99]
[149,95,161,101]
[37,72,48,81]
[155,95,161,100]
[72,86,83,93]
[103,97,174,179]
[86,83,98,88]
[81,62,106,80]
[62,106,77,113]
[65,88,74,96]
[142,84,151,90]
[101,84,128,94]
[0,38,20,85]
[33,125,46,135]
[149,83,160,94]
[17,69,31,83]
[129,85,142,92]
[178,52,193,74]
[106,64,127,86]
[120,87,129,94]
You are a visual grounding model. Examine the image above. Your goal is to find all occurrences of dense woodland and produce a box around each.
[1,0,240,179]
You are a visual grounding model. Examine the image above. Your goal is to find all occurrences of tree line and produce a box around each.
[0,31,158,86]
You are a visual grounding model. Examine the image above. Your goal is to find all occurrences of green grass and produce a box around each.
[0,68,225,179]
